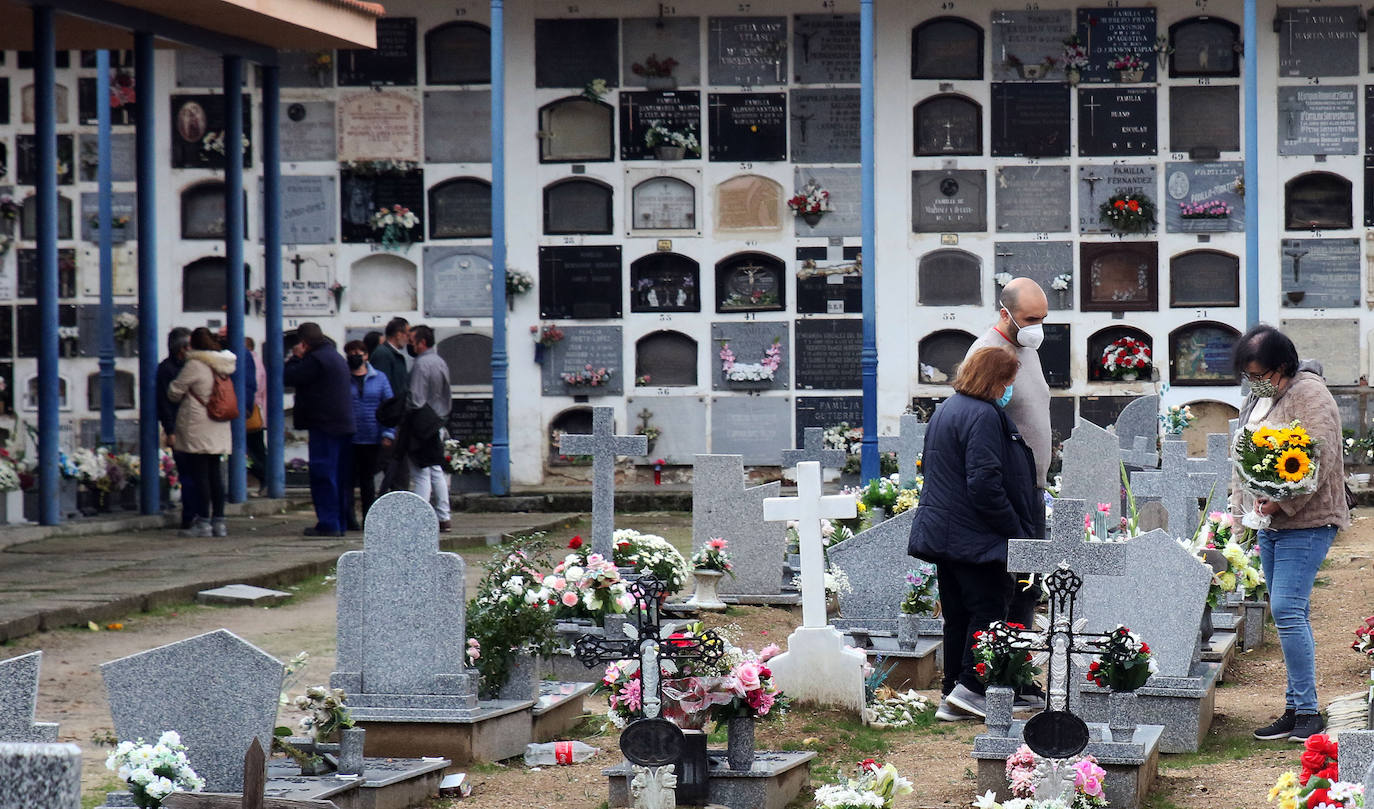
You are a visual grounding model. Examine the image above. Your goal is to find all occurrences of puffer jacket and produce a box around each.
[350,366,396,445]
[167,349,238,455]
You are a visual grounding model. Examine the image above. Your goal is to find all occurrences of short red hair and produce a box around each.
[953,346,1018,401]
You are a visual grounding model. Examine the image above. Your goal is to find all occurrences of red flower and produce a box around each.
[1114,200,1126,209]
[1025,653,1033,661]
[1007,623,1025,630]
[568,535,583,549]
[1317,764,1339,781]
[1140,643,1150,653]
[975,662,988,676]
[1300,750,1328,772]
[1306,788,1331,809]
[1127,200,1140,212]
[860,758,878,773]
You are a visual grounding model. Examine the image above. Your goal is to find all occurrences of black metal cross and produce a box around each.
[288,253,307,281]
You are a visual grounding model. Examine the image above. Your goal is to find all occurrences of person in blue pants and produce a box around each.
[283,322,356,537]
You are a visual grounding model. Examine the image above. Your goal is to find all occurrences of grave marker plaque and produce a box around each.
[17,305,76,357]
[1075,8,1157,83]
[1278,85,1358,156]
[17,134,72,185]
[1078,164,1156,233]
[535,19,619,88]
[795,319,862,390]
[1168,16,1241,77]
[918,249,983,306]
[277,50,335,88]
[1276,7,1360,77]
[630,252,700,313]
[1078,87,1156,156]
[991,9,1073,81]
[622,17,701,87]
[16,250,76,299]
[181,183,231,240]
[280,250,335,316]
[539,98,614,163]
[348,253,416,312]
[793,167,860,237]
[912,17,984,79]
[1365,157,1374,226]
[169,95,251,169]
[538,245,622,319]
[793,14,860,84]
[1165,161,1244,233]
[715,252,786,312]
[711,321,790,390]
[1169,86,1240,155]
[912,169,987,233]
[990,83,1070,157]
[914,94,982,157]
[429,178,492,239]
[630,176,697,233]
[790,88,860,163]
[708,16,788,86]
[919,330,978,384]
[21,195,72,241]
[795,396,863,448]
[545,179,613,234]
[423,246,493,318]
[1170,250,1241,307]
[337,90,421,163]
[437,333,493,387]
[715,174,783,232]
[1281,317,1361,384]
[77,303,136,357]
[1285,172,1352,230]
[339,168,424,244]
[1041,323,1072,388]
[797,246,861,314]
[1280,237,1360,308]
[634,331,697,387]
[711,396,791,464]
[1170,323,1239,385]
[707,93,787,162]
[280,101,336,162]
[425,23,490,86]
[993,241,1075,310]
[79,134,134,182]
[447,397,494,443]
[423,91,491,164]
[79,192,135,243]
[78,77,133,126]
[620,91,702,161]
[338,17,417,86]
[1080,242,1159,312]
[625,396,708,464]
[541,326,624,396]
[268,175,336,245]
[996,165,1072,232]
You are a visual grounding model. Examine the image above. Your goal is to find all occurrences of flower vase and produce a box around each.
[1120,372,1138,382]
[1117,68,1145,82]
[337,728,365,776]
[1057,289,1068,309]
[677,730,710,803]
[1066,68,1081,86]
[331,289,344,310]
[868,506,886,525]
[1108,690,1139,742]
[726,716,756,770]
[653,468,662,485]
[61,341,76,358]
[686,568,727,611]
[801,211,824,228]
[1200,604,1214,648]
[897,613,920,649]
[497,653,541,702]
[117,338,134,358]
[0,489,24,525]
[655,145,685,161]
[645,75,677,91]
[984,686,1015,737]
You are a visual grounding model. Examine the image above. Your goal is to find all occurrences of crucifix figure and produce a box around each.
[942,119,956,150]
[1280,95,1305,142]
[288,253,307,281]
[877,414,927,487]
[781,427,847,474]
[559,407,649,558]
[1284,245,1309,283]
[792,111,813,143]
[1081,172,1106,201]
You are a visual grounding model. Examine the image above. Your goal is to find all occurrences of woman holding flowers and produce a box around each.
[1231,325,1348,742]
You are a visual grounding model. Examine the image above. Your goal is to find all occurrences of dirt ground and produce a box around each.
[17,512,1374,809]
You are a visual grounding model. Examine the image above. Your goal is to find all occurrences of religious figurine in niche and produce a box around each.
[721,263,780,310]
[175,100,207,143]
[636,275,694,310]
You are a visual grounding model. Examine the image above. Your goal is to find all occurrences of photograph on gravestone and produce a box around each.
[336,90,421,163]
[275,49,336,88]
[991,9,1073,81]
[1168,86,1240,155]
[630,252,700,313]
[544,178,614,235]
[629,175,698,233]
[917,248,983,306]
[1078,163,1156,234]
[349,253,417,312]
[715,173,783,232]
[1281,237,1361,308]
[794,14,861,84]
[17,134,72,185]
[707,92,787,162]
[914,94,982,157]
[428,177,492,239]
[280,101,336,163]
[1086,325,1153,382]
[448,397,493,444]
[535,18,619,88]
[426,21,491,86]
[708,16,788,86]
[1281,318,1361,385]
[912,17,984,79]
[1284,172,1352,230]
[622,17,701,88]
[634,331,698,387]
[918,330,977,384]
[619,90,701,161]
[267,175,336,245]
[21,194,72,241]
[1080,242,1158,312]
[795,319,862,390]
[538,245,622,319]
[78,75,135,126]
[16,250,76,300]
[993,241,1075,310]
[990,83,1070,157]
[790,88,860,163]
[711,321,790,390]
[796,244,862,314]
[174,49,220,87]
[795,395,862,449]
[423,246,493,318]
[1168,16,1241,77]
[436,332,493,387]
[21,82,68,126]
[539,97,615,163]
[1169,322,1239,385]
[1077,87,1156,156]
[169,95,252,170]
[1165,161,1245,233]
[995,166,1072,232]
[78,192,134,243]
[423,90,492,164]
[339,168,424,244]
[278,251,335,317]
[1040,323,1072,388]
[338,17,417,85]
[715,252,786,312]
[540,326,624,396]
[79,134,134,183]
[710,395,792,464]
[1276,6,1360,77]
[912,169,987,233]
[1075,7,1157,83]
[1170,250,1241,307]
[1278,85,1359,156]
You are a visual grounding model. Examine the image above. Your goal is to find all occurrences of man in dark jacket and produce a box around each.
[369,317,410,493]
[284,322,357,537]
[156,327,195,528]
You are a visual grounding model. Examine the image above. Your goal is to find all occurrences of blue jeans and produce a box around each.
[1257,524,1337,714]
[308,430,354,533]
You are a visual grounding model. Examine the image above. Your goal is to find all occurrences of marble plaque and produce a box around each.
[914,93,982,157]
[1280,237,1360,309]
[711,321,790,390]
[1278,85,1358,156]
[1164,161,1244,233]
[795,318,862,390]
[1077,163,1156,233]
[990,82,1071,157]
[535,18,619,89]
[991,9,1073,81]
[423,246,493,318]
[541,326,624,396]
[996,165,1072,232]
[1170,250,1241,307]
[795,396,863,448]
[789,88,860,163]
[918,249,983,306]
[1277,6,1360,77]
[707,92,787,162]
[1281,318,1360,384]
[1075,7,1157,84]
[622,17,702,87]
[793,14,861,84]
[337,17,417,86]
[271,175,336,245]
[423,91,491,164]
[336,90,421,163]
[793,167,860,237]
[715,174,783,232]
[708,16,789,86]
[710,395,791,464]
[20,83,68,124]
[625,396,708,465]
[280,250,335,317]
[630,175,697,232]
[1169,86,1240,154]
[1077,87,1156,156]
[912,169,987,233]
[281,101,336,163]
[619,90,702,161]
[78,192,135,243]
[538,245,622,319]
[78,134,134,183]
[994,242,1075,311]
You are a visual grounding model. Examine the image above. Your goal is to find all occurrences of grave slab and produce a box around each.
[195,584,292,607]
[0,742,82,809]
[606,751,814,809]
[828,510,918,622]
[692,455,786,598]
[1078,666,1222,754]
[0,651,58,742]
[974,723,1161,809]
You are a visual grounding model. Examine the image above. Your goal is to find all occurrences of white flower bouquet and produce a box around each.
[105,731,205,809]
[368,204,419,251]
[444,439,492,475]
[613,528,690,592]
[644,120,701,156]
[114,312,139,341]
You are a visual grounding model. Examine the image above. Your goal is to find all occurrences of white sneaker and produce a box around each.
[211,518,227,537]
[936,698,978,722]
[946,683,988,719]
[179,518,212,538]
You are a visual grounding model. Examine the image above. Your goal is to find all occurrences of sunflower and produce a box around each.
[1280,426,1311,447]
[1275,448,1312,482]
[1252,426,1283,449]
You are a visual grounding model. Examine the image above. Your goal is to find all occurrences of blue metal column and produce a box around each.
[222,55,247,503]
[262,64,284,499]
[33,5,59,525]
[135,31,160,515]
[1243,0,1259,328]
[858,0,878,482]
[489,0,510,495]
[97,49,116,446]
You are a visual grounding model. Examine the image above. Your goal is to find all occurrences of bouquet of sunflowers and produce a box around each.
[1233,420,1320,529]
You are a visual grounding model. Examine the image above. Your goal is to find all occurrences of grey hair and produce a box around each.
[167,327,191,356]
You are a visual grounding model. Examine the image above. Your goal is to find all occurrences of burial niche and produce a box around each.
[918,330,977,384]
[715,174,783,232]
[1170,250,1240,307]
[349,253,417,312]
[549,406,594,465]
[1087,325,1153,382]
[437,333,493,387]
[425,22,490,85]
[631,176,696,232]
[912,18,983,80]
[20,194,72,241]
[1284,172,1352,231]
[1080,242,1159,312]
[1168,16,1241,78]
[917,249,982,306]
[630,252,700,313]
[715,251,786,312]
[1169,321,1240,386]
[182,257,227,312]
[86,369,135,410]
[543,178,613,235]
[539,97,614,163]
[913,94,981,156]
[428,177,492,239]
[180,181,247,240]
[635,330,698,387]
[23,375,68,410]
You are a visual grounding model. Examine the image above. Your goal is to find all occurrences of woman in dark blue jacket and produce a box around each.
[908,346,1044,722]
[343,340,395,530]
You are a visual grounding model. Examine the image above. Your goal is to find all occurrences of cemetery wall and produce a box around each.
[3,0,1374,483]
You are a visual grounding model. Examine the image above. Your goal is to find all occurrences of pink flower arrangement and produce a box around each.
[712,646,788,722]
[1074,757,1106,799]
[1179,199,1232,219]
[690,537,735,575]
[547,552,633,622]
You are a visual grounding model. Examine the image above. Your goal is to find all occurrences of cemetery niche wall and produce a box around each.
[1080,242,1159,312]
[425,21,490,86]
[919,330,977,384]
[917,249,982,307]
[914,94,982,157]
[626,173,698,235]
[912,17,984,79]
[539,97,614,163]
[428,177,492,239]
[436,333,493,387]
[634,330,698,388]
[1284,171,1353,230]
[543,178,613,235]
[1170,250,1241,308]
[349,253,417,313]
[1169,322,1239,386]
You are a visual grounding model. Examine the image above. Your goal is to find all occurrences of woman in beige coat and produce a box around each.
[168,328,237,538]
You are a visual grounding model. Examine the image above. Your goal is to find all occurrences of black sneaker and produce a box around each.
[303,526,344,538]
[1253,708,1297,740]
[1015,684,1047,711]
[1289,713,1325,743]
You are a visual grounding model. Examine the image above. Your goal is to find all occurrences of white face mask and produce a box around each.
[1004,309,1045,350]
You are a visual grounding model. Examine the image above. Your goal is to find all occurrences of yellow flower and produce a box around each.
[1280,427,1311,447]
[1222,543,1245,566]
[856,501,867,513]
[1252,427,1283,449]
[1275,772,1297,791]
[1275,448,1312,482]
[1280,796,1298,809]
[1218,571,1236,591]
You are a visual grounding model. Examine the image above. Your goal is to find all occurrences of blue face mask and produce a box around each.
[996,385,1014,408]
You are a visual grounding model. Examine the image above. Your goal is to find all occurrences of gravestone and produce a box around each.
[630,252,700,312]
[911,17,984,79]
[710,396,791,464]
[1188,433,1233,516]
[990,9,1073,81]
[180,182,228,240]
[621,17,701,87]
[707,93,787,162]
[339,168,424,244]
[1169,86,1240,154]
[83,371,136,410]
[711,321,790,390]
[877,413,928,486]
[534,18,619,88]
[1077,163,1157,234]
[1169,16,1241,77]
[1074,7,1157,83]
[17,134,72,185]
[1170,250,1240,307]
[281,250,335,317]
[996,166,1072,232]
[1040,324,1072,388]
[1007,498,1126,576]
[429,178,492,239]
[1080,242,1158,312]
[1113,394,1161,467]
[914,94,982,157]
[1278,86,1358,155]
[693,454,787,597]
[169,95,251,169]
[273,175,337,245]
[795,319,862,390]
[560,408,648,559]
[538,245,621,319]
[79,134,134,182]
[796,395,863,452]
[1165,162,1244,233]
[1281,318,1361,385]
[911,170,987,233]
[790,88,860,163]
[625,396,707,464]
[782,427,847,472]
[1131,439,1215,533]
[76,303,137,357]
[348,253,416,312]
[425,22,489,86]
[1280,238,1360,309]
[540,326,624,396]
[437,333,493,387]
[16,250,76,299]
[715,253,786,311]
[990,83,1070,157]
[1337,731,1374,782]
[619,90,701,162]
[793,168,860,237]
[919,331,977,383]
[1060,419,1127,521]
[338,17,417,86]
[715,174,783,232]
[280,101,336,162]
[797,244,862,313]
[0,743,82,809]
[539,98,614,162]
[629,176,698,234]
[794,14,860,84]
[447,398,493,445]
[336,90,421,163]
[634,330,697,387]
[1077,87,1156,156]
[25,82,71,125]
[828,509,919,622]
[1170,324,1238,385]
[1276,6,1360,77]
[423,91,491,164]
[1285,172,1352,230]
[707,16,788,86]
[424,246,493,318]
[993,242,1074,310]
[0,652,58,742]
[331,492,479,720]
[101,629,283,792]
[544,178,613,234]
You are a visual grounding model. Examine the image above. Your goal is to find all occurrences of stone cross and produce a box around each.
[0,742,83,809]
[0,652,58,742]
[1058,419,1125,522]
[560,407,649,558]
[1007,497,1127,576]
[691,455,785,597]
[1187,433,1232,516]
[1130,438,1216,535]
[877,414,926,486]
[763,461,857,627]
[1113,395,1160,468]
[781,427,846,473]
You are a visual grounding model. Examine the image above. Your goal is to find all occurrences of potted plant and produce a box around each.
[1062,35,1088,85]
[711,645,787,770]
[1100,336,1152,382]
[465,538,559,700]
[632,54,679,90]
[104,731,205,808]
[897,562,939,649]
[687,537,734,611]
[971,620,1039,737]
[1087,625,1157,741]
[368,204,418,252]
[444,438,491,492]
[788,180,832,227]
[644,120,700,160]
[1098,191,1156,233]
[113,311,138,356]
[1109,52,1146,82]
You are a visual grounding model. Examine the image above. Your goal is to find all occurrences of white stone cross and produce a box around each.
[781,427,847,472]
[560,407,649,558]
[763,461,857,627]
[877,414,927,486]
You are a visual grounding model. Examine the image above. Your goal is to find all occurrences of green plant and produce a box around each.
[466,535,560,698]
[972,620,1039,689]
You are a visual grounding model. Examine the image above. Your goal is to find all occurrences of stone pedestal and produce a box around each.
[1240,600,1270,651]
[834,618,942,691]
[605,751,814,809]
[1199,628,1239,681]
[766,626,866,712]
[531,681,597,742]
[354,700,535,765]
[686,569,728,611]
[1077,662,1221,753]
[973,722,1162,809]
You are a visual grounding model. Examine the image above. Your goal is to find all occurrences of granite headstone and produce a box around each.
[280,101,336,162]
[793,167,860,237]
[1078,163,1157,234]
[710,396,791,464]
[828,510,920,621]
[793,14,861,84]
[912,169,987,233]
[1059,419,1127,522]
[993,242,1074,310]
[621,17,701,87]
[990,9,1073,81]
[789,88,860,163]
[708,16,788,86]
[877,413,928,486]
[1278,86,1359,156]
[0,652,58,742]
[711,321,790,390]
[560,408,647,559]
[1280,237,1360,309]
[423,91,492,164]
[692,454,786,596]
[1113,394,1161,467]
[624,396,707,465]
[781,427,847,472]
[1276,6,1360,77]
[1281,318,1361,385]
[0,743,82,809]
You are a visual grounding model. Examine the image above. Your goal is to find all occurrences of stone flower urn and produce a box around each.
[897,614,921,649]
[1108,690,1140,742]
[726,716,756,770]
[686,568,727,611]
[655,145,685,161]
[984,686,1015,737]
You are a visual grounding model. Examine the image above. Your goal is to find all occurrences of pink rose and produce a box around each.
[734,662,762,692]
[561,591,580,607]
[748,690,775,715]
[708,537,728,550]
[758,644,781,662]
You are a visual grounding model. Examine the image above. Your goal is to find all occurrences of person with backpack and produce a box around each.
[284,323,357,537]
[167,328,238,538]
